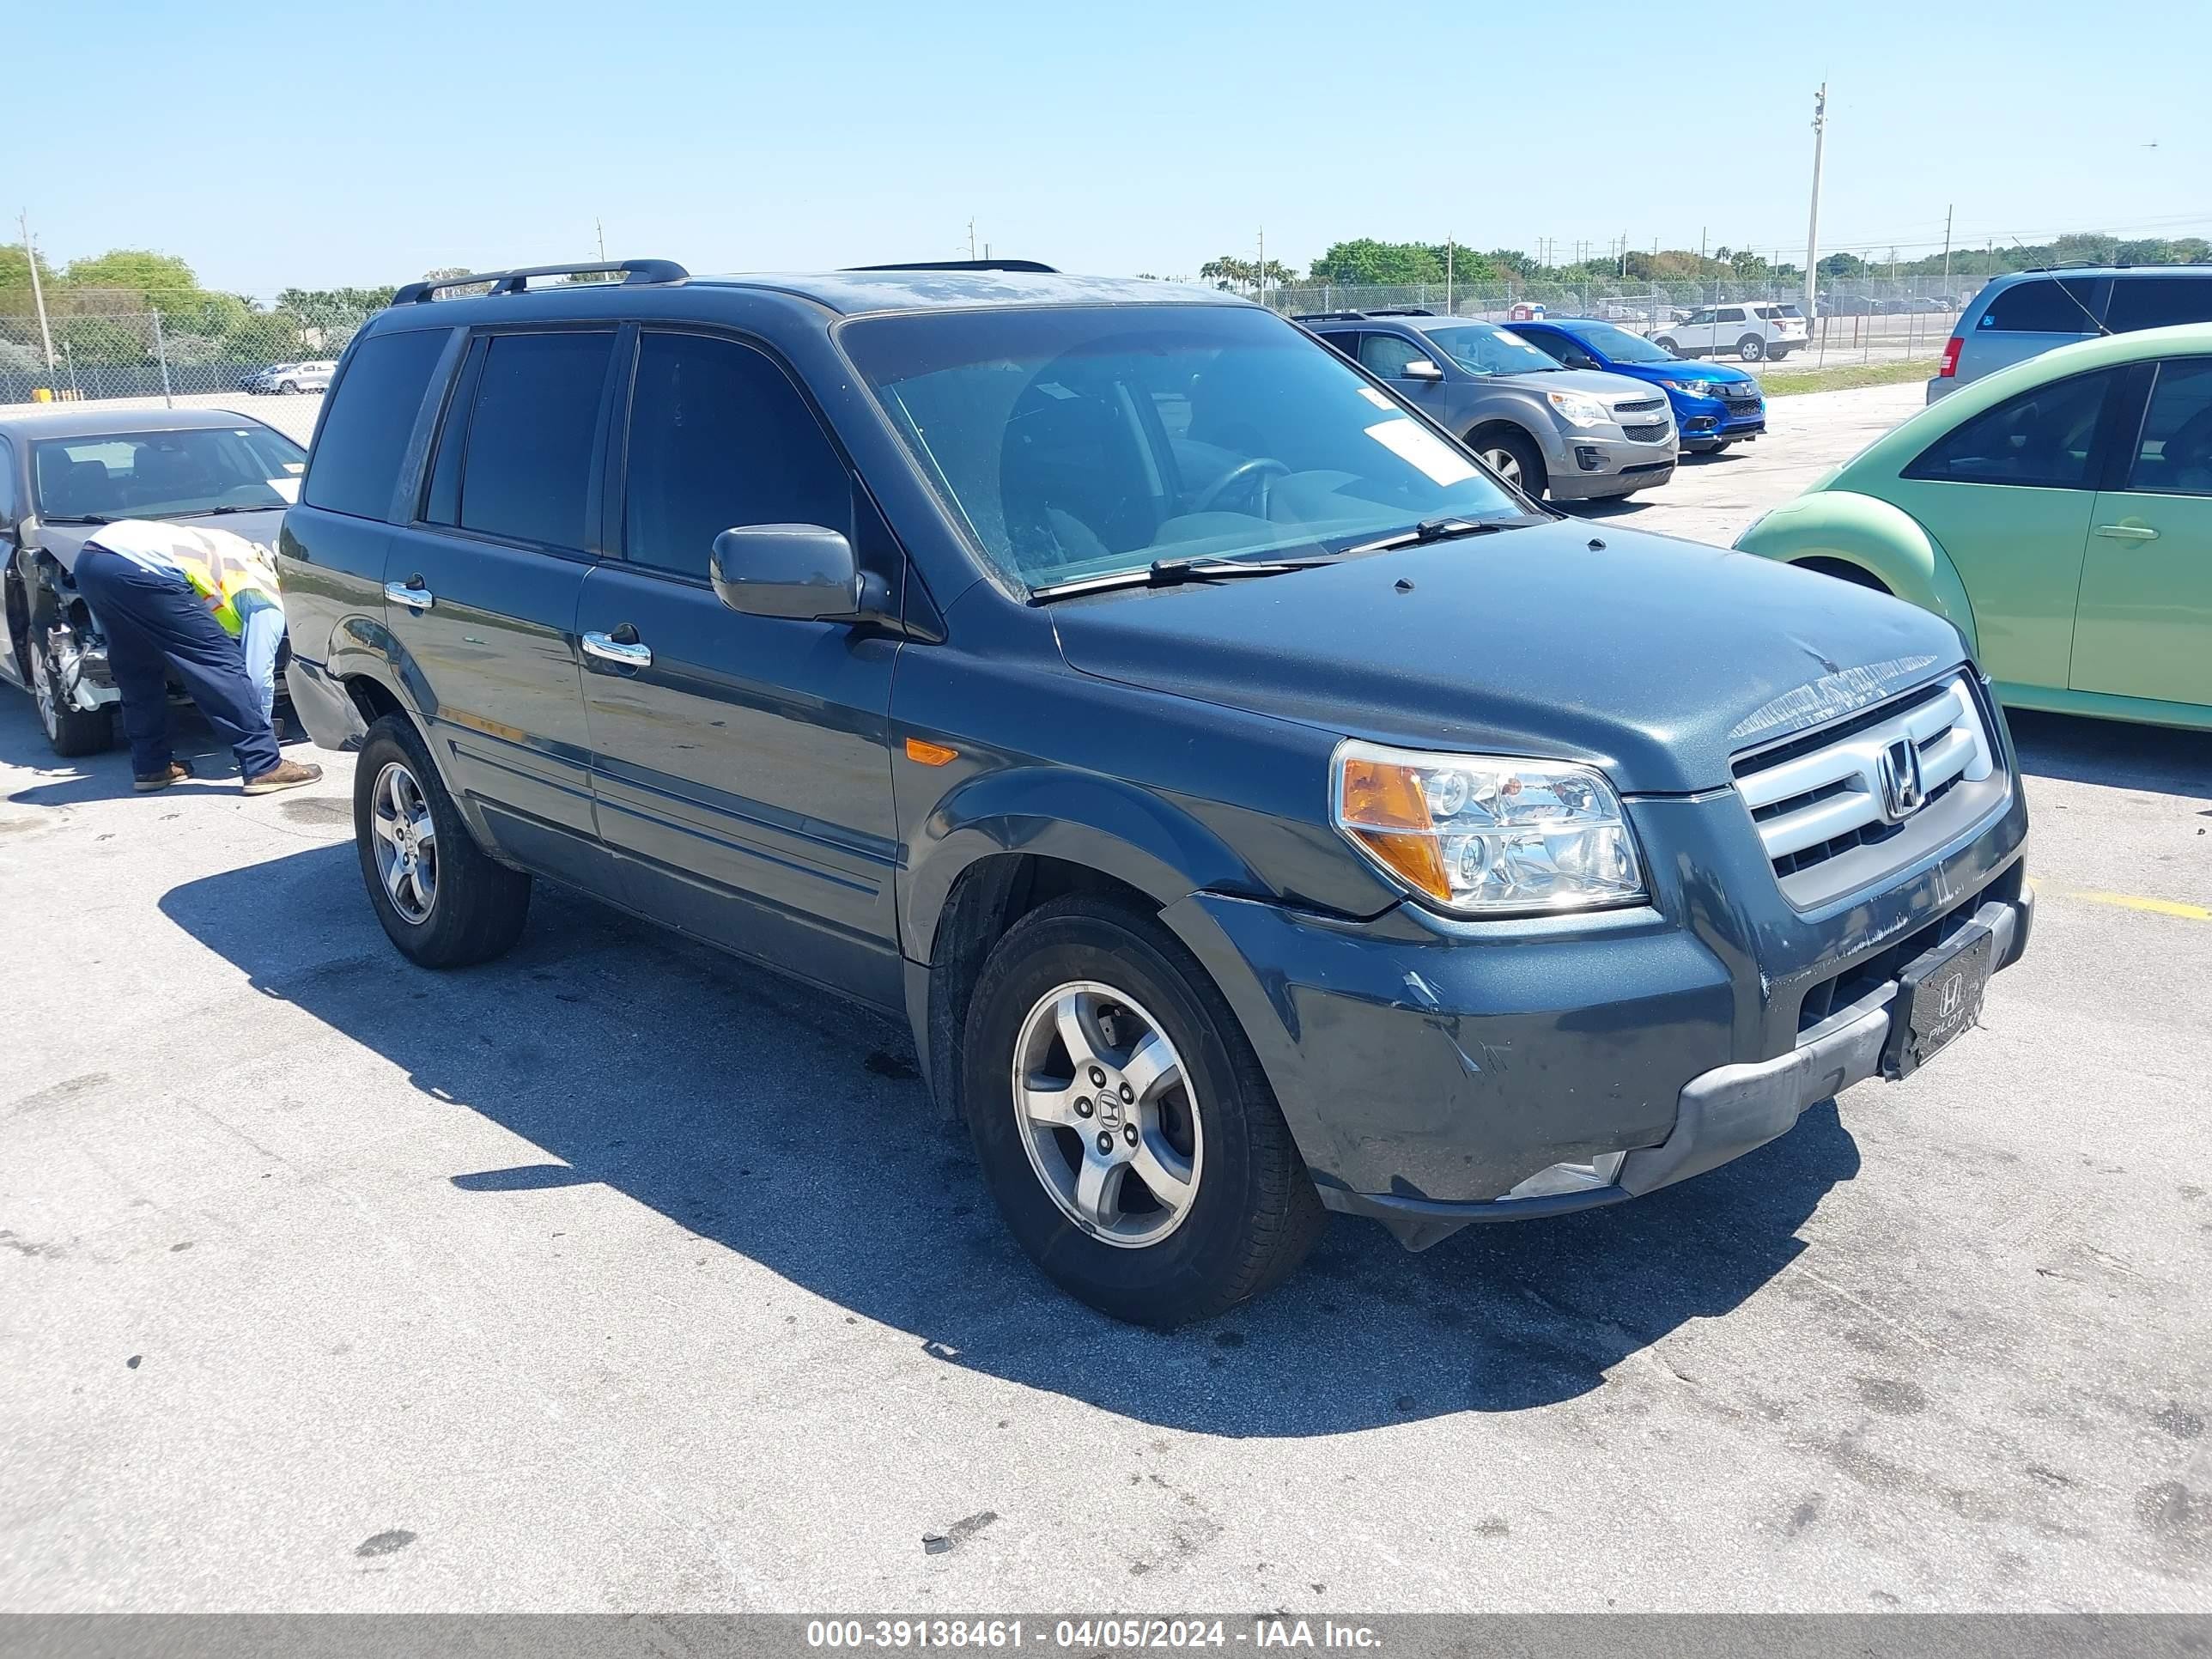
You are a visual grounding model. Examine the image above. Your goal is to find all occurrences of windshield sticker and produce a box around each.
[1728,653,1944,744]
[1364,418,1478,487]
[1493,329,1531,346]
[1357,386,1393,410]
[264,477,301,503]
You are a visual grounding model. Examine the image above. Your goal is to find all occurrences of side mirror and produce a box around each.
[710,523,889,624]
[1564,350,1598,370]
[1401,358,1445,383]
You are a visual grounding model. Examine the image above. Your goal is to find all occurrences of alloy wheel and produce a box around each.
[1480,447,1523,488]
[369,759,440,924]
[1010,981,1204,1249]
[28,636,60,740]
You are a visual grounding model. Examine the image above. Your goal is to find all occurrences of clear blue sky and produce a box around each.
[13,0,2207,295]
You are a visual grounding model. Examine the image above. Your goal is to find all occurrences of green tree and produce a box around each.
[1309,239,1445,285]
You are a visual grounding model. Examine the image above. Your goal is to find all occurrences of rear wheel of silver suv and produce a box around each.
[963,896,1325,1327]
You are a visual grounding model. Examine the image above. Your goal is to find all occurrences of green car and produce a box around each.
[1736,322,2212,731]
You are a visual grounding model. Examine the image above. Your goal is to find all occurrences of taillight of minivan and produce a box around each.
[1937,337,1963,378]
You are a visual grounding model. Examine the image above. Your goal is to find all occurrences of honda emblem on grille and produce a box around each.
[1876,738,1925,823]
[1937,973,1966,1021]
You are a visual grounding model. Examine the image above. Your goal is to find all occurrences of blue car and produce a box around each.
[1507,318,1766,453]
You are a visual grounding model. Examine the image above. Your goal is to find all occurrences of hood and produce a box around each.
[1508,366,1663,405]
[35,507,289,574]
[1651,362,1759,392]
[1050,521,1966,794]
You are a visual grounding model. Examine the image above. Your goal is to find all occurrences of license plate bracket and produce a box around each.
[1882,921,1995,1080]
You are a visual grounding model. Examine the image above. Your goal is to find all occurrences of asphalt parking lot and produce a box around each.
[3,385,2209,1614]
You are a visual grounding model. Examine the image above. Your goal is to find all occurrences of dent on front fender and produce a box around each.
[1738,491,1980,659]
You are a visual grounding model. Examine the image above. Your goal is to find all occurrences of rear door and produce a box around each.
[1887,366,2126,692]
[382,325,617,889]
[2071,357,2212,708]
[576,327,904,1008]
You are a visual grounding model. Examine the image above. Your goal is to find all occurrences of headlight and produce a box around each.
[1330,741,1646,916]
[1545,389,1611,428]
[1662,378,1723,398]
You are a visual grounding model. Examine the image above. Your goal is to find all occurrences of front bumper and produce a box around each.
[1164,761,2030,1251]
[1547,429,1681,500]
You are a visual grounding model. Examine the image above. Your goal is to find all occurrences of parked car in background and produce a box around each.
[1653,302,1807,362]
[1593,301,1649,323]
[244,360,337,395]
[1510,317,1766,453]
[1299,309,1675,500]
[1739,322,2212,729]
[281,259,2029,1325]
[1929,264,2212,403]
[0,405,306,755]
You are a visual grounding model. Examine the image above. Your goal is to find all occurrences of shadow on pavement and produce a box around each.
[161,842,1862,1437]
[2008,708,2212,801]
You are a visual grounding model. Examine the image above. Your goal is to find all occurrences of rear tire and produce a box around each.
[963,896,1325,1327]
[354,713,531,967]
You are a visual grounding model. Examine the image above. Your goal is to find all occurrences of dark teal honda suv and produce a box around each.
[278,259,2031,1325]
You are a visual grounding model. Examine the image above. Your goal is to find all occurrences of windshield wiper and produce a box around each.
[1030,553,1334,603]
[1340,517,1516,556]
[168,503,283,518]
[37,514,112,525]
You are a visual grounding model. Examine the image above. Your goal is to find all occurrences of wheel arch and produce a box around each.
[1736,490,1981,658]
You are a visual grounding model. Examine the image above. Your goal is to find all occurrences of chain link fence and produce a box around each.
[0,299,380,404]
[1259,273,1989,368]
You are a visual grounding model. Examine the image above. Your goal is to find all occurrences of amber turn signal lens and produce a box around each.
[1337,755,1450,901]
[904,737,959,767]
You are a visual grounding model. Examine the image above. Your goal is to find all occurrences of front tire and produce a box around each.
[963,896,1325,1327]
[1654,337,1682,356]
[354,713,531,967]
[278,380,300,395]
[1470,427,1547,501]
[1737,335,1766,362]
[27,626,115,758]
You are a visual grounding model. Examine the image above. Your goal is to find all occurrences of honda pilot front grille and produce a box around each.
[1613,397,1666,415]
[1621,422,1671,442]
[1733,676,2008,908]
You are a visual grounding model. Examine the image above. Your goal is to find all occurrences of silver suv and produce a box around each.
[1929,265,2212,402]
[1302,310,1676,501]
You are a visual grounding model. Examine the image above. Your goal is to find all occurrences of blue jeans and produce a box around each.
[234,590,286,729]
[73,549,282,781]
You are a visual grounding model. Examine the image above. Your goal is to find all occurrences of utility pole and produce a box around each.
[1445,234,1454,313]
[1942,203,1954,291]
[595,218,605,261]
[1802,82,1828,318]
[19,210,55,370]
[1257,225,1265,309]
[968,218,976,260]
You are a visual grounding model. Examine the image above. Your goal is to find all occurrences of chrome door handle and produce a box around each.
[384,580,434,611]
[582,630,653,668]
[2094,523,2159,541]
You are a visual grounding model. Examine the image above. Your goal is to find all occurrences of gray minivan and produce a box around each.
[1929,265,2212,402]
[1299,310,1676,501]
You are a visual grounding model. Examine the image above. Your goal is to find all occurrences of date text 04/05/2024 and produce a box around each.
[803,1618,1383,1649]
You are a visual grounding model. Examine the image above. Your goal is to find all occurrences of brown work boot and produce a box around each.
[242,758,324,797]
[133,761,194,793]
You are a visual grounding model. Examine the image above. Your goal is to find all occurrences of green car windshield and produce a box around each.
[841,305,1525,594]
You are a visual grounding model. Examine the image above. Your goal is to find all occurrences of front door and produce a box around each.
[383,326,617,889]
[1886,366,2124,694]
[577,328,903,1009]
[1356,331,1449,415]
[2072,356,2212,708]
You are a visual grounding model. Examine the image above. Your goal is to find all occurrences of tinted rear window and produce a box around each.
[301,328,449,520]
[1978,278,2105,334]
[457,331,616,549]
[2105,276,2212,333]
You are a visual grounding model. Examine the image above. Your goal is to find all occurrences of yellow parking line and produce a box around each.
[2046,888,2212,921]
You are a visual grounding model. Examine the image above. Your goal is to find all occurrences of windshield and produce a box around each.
[841,305,1524,592]
[1559,322,1677,365]
[1415,323,1564,378]
[32,425,307,520]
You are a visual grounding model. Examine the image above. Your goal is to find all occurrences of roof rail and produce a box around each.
[392,259,690,305]
[842,259,1060,275]
[1364,307,1437,317]
[1290,310,1370,323]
